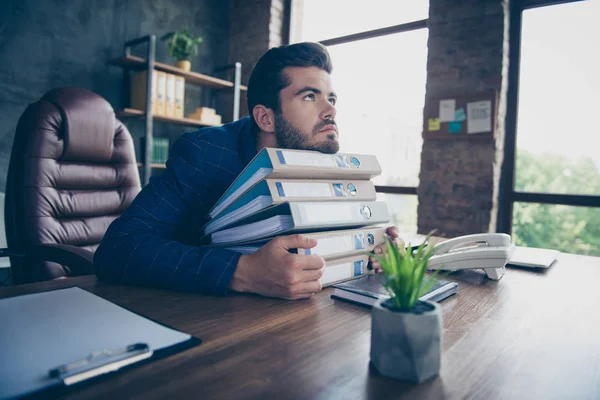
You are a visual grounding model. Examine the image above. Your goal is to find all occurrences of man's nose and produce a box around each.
[322,102,337,121]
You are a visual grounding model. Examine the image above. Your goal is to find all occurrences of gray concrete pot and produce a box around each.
[370,298,441,383]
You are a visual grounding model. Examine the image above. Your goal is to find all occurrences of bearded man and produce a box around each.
[95,42,401,300]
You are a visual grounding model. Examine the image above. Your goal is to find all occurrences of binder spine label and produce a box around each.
[276,182,336,198]
[297,202,362,224]
[305,235,354,256]
[277,150,346,168]
[354,260,365,276]
[321,261,353,285]
[354,233,366,250]
[332,183,345,197]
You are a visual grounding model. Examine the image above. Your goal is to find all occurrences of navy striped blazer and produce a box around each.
[94,117,258,295]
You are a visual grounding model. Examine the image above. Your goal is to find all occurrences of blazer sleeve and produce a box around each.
[94,132,242,295]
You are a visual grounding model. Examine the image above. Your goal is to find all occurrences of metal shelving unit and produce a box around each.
[109,34,245,185]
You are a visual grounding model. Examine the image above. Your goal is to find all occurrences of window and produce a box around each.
[517,1,600,196]
[506,0,600,255]
[292,0,429,235]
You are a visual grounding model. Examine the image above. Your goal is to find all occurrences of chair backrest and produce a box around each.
[5,87,141,284]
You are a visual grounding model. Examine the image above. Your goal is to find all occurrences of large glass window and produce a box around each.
[297,0,428,42]
[512,0,600,254]
[512,202,600,256]
[326,31,428,188]
[516,1,600,196]
[293,1,429,235]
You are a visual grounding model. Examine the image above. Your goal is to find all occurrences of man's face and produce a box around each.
[274,66,339,154]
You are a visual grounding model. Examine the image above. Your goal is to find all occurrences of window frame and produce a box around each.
[497,0,600,234]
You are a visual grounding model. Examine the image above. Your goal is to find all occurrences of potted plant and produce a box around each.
[160,28,203,72]
[370,233,442,383]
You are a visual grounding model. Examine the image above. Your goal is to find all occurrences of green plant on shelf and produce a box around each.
[160,28,203,62]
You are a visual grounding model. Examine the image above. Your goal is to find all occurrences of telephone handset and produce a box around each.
[427,233,515,280]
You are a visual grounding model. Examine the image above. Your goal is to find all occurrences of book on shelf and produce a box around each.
[156,71,167,116]
[331,274,459,308]
[204,179,377,234]
[187,107,222,125]
[223,226,387,261]
[130,70,157,115]
[174,75,185,118]
[206,200,390,246]
[140,137,169,164]
[209,147,382,220]
[165,73,176,117]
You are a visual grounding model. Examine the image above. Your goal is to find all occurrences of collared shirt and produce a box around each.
[94,117,258,295]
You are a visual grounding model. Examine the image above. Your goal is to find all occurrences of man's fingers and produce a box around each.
[290,253,326,270]
[277,233,318,250]
[386,225,400,238]
[288,292,315,300]
[295,280,323,295]
[300,268,324,282]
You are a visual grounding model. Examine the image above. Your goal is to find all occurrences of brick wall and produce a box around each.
[417,0,510,237]
[224,0,289,122]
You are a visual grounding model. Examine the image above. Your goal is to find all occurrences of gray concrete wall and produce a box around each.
[0,0,231,191]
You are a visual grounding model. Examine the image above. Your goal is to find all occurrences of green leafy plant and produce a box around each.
[160,28,203,61]
[372,231,441,311]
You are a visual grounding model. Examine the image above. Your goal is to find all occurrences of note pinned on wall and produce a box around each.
[448,121,462,133]
[423,91,497,140]
[467,100,492,134]
[439,99,456,122]
[428,118,441,131]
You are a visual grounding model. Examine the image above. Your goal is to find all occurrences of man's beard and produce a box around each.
[274,113,339,154]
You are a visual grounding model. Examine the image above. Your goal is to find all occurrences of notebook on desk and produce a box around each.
[507,246,560,269]
[0,287,200,400]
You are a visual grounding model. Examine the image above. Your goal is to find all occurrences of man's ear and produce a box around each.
[253,105,276,133]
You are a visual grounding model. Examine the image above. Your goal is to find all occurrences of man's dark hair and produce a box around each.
[247,42,333,135]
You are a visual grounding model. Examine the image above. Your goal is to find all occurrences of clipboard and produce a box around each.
[0,287,200,399]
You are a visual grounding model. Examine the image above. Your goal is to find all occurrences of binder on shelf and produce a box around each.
[205,179,377,234]
[209,148,382,219]
[174,75,185,118]
[156,71,167,116]
[321,254,372,287]
[130,70,157,114]
[223,226,387,261]
[207,200,390,245]
[0,287,199,400]
[165,73,176,117]
[140,137,169,164]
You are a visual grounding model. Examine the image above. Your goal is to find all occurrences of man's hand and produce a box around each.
[369,226,404,273]
[230,234,326,300]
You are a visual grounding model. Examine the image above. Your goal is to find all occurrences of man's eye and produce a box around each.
[303,93,315,101]
[329,98,337,106]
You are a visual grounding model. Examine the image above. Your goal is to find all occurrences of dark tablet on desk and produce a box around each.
[331,274,458,308]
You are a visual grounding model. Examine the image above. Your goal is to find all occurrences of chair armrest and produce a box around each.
[0,248,24,258]
[32,244,95,276]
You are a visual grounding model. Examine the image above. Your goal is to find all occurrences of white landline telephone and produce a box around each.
[427,233,516,281]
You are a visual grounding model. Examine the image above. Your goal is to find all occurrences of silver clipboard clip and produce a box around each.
[48,342,153,386]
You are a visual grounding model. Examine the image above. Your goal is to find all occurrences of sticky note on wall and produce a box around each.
[455,108,466,121]
[449,121,462,133]
[428,118,441,131]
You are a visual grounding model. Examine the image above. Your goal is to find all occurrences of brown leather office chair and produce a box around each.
[3,87,141,284]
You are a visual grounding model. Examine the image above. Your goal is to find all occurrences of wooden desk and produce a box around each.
[1,253,599,399]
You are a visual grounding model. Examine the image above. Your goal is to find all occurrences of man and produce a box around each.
[94,42,401,300]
